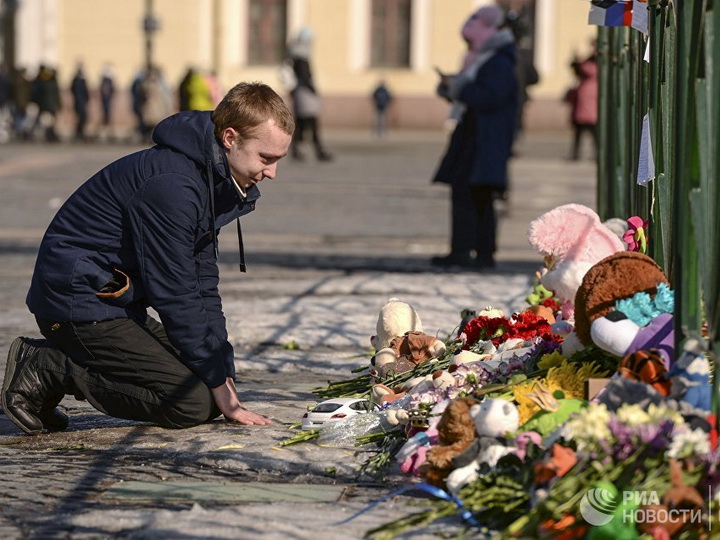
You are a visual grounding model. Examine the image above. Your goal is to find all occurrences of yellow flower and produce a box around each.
[545,360,610,400]
[512,360,609,425]
[616,404,650,426]
[537,351,565,370]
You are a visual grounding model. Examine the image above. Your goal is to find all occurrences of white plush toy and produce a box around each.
[527,204,625,306]
[445,399,520,495]
[371,298,423,350]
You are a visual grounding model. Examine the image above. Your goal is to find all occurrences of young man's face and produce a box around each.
[221,119,292,190]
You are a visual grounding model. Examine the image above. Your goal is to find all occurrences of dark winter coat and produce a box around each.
[432,42,518,190]
[26,111,259,388]
[71,72,89,115]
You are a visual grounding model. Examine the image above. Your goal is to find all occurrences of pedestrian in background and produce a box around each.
[70,63,90,142]
[431,5,518,270]
[0,65,10,143]
[186,69,214,111]
[286,27,333,162]
[566,41,598,161]
[371,79,393,138]
[98,63,116,140]
[177,67,193,112]
[10,67,31,140]
[1,82,295,436]
[30,65,61,142]
[139,65,173,142]
[130,69,146,142]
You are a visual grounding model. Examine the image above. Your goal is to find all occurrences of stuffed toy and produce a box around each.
[527,204,625,306]
[370,298,423,350]
[421,397,478,488]
[573,251,669,347]
[617,349,671,396]
[575,251,675,372]
[445,399,520,495]
[371,331,446,379]
[395,399,449,476]
[667,337,711,412]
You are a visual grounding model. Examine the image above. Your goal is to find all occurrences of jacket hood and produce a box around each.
[152,111,230,181]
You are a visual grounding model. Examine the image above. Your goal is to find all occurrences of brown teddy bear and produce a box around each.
[573,251,669,346]
[371,331,446,379]
[420,396,478,488]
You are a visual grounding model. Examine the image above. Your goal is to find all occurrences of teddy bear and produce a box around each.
[572,251,674,363]
[420,396,478,488]
[527,204,626,308]
[444,398,520,495]
[370,298,423,351]
[371,331,447,380]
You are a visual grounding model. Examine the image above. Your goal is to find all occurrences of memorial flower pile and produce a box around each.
[284,206,718,538]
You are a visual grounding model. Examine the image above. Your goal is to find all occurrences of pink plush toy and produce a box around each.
[527,204,625,306]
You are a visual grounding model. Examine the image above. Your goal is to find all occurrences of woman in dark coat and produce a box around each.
[432,6,518,270]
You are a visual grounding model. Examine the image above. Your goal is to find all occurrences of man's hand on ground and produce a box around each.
[211,378,273,425]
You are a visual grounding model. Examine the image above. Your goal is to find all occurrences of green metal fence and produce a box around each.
[595,0,719,419]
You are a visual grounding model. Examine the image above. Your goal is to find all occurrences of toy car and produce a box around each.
[301,397,374,430]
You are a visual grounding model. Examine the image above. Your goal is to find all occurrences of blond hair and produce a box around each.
[212,82,295,142]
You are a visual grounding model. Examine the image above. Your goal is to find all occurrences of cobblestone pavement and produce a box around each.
[0,129,595,538]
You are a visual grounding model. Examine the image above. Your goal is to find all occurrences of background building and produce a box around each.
[0,0,596,135]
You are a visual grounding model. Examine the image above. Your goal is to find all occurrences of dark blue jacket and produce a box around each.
[432,42,518,189]
[27,111,259,388]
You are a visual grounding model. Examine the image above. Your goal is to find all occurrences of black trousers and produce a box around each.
[292,117,326,157]
[469,185,498,264]
[34,315,220,429]
[450,181,483,256]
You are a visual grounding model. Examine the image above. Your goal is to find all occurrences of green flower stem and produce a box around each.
[365,501,456,539]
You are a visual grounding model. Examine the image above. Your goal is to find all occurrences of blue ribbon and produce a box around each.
[334,482,484,532]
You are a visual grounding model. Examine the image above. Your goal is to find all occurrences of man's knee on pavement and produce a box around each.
[159,388,219,429]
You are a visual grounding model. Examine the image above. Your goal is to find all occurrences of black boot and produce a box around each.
[1,337,66,434]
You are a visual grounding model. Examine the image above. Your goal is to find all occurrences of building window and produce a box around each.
[371,0,412,68]
[248,0,287,65]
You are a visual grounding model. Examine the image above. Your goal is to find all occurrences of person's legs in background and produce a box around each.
[432,181,481,268]
[291,117,308,160]
[470,185,497,269]
[309,117,333,161]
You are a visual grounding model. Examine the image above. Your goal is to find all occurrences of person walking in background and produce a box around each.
[566,41,598,161]
[186,69,214,111]
[371,79,393,138]
[431,5,518,270]
[130,69,146,142]
[70,63,90,142]
[177,67,193,112]
[1,82,295,436]
[139,65,173,142]
[286,27,333,162]
[30,65,61,142]
[10,67,31,141]
[98,63,116,141]
[0,65,10,143]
